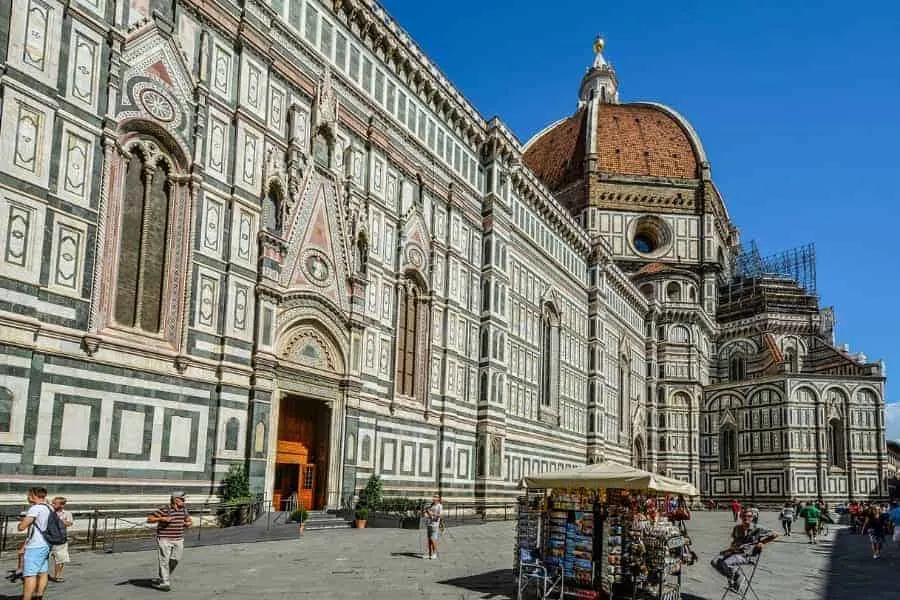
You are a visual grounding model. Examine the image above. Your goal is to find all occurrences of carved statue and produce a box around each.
[357,235,369,275]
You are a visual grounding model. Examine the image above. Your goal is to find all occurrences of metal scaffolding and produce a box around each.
[731,241,817,295]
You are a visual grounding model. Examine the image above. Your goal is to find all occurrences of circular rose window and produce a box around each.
[629,216,672,257]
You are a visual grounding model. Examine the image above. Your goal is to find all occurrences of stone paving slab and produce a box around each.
[0,511,895,599]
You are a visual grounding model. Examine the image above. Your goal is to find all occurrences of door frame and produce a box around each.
[265,372,346,510]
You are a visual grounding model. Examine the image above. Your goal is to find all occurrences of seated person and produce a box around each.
[712,509,778,591]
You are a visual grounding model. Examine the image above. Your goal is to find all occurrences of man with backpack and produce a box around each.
[16,487,67,600]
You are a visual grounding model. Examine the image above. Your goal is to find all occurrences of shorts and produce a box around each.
[804,522,818,534]
[426,525,440,541]
[869,532,885,544]
[51,542,70,564]
[23,545,50,577]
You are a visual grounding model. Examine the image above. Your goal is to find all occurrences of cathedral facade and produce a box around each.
[0,0,886,508]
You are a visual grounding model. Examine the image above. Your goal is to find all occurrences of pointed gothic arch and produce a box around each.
[395,272,430,401]
[540,300,561,409]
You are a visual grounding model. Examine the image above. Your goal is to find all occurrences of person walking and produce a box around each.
[889,501,900,548]
[730,499,742,523]
[17,487,52,600]
[798,501,821,544]
[863,504,889,559]
[423,494,443,560]
[779,502,795,536]
[147,491,192,591]
[49,496,73,582]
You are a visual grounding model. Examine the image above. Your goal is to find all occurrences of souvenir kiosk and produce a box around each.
[515,462,699,600]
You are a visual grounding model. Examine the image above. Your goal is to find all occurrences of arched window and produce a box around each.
[828,419,845,468]
[541,304,560,408]
[224,417,240,451]
[729,355,746,381]
[395,278,429,400]
[115,145,176,333]
[0,387,12,433]
[490,436,502,477]
[784,348,798,373]
[666,281,681,302]
[640,283,654,299]
[618,354,630,434]
[659,435,667,452]
[361,435,371,462]
[719,426,738,472]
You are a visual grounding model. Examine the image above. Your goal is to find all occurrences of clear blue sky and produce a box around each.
[383,0,900,436]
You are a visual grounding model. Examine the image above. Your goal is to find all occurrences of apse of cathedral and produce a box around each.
[0,1,886,507]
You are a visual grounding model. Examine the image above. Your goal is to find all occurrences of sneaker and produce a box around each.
[429,554,438,560]
[422,554,430,560]
[154,582,171,592]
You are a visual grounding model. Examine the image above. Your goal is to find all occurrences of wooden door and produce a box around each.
[273,462,300,512]
[299,463,316,511]
[275,398,320,508]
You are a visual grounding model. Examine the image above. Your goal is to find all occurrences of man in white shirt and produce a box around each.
[423,494,443,560]
[17,487,52,600]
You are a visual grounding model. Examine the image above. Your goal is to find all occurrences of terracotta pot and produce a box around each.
[355,519,367,529]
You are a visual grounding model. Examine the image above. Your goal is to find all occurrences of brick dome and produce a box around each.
[523,102,702,191]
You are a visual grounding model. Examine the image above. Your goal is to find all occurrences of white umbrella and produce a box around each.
[523,461,699,496]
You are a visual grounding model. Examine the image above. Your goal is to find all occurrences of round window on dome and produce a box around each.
[634,233,656,254]
[630,216,672,257]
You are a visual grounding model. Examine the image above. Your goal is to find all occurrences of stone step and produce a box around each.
[304,520,352,531]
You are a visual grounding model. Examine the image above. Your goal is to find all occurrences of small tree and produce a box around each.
[221,464,251,504]
[361,474,383,510]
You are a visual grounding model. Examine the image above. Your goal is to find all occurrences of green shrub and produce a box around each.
[221,464,251,504]
[361,475,383,509]
[290,508,309,523]
[355,507,369,521]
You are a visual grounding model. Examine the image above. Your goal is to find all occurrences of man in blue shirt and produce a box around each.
[888,501,900,546]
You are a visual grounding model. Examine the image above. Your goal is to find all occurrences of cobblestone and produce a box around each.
[0,511,895,599]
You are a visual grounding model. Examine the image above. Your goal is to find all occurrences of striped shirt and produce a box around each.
[154,506,190,540]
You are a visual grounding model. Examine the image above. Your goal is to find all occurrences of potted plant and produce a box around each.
[354,507,369,528]
[219,464,252,527]
[291,507,309,533]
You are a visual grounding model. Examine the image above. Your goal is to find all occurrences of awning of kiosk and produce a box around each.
[523,461,699,496]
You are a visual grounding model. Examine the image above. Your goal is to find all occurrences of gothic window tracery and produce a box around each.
[113,139,182,334]
[719,425,738,472]
[828,418,845,468]
[395,277,429,399]
[729,355,746,381]
[540,303,560,408]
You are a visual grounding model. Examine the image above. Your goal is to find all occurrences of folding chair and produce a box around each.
[719,550,762,600]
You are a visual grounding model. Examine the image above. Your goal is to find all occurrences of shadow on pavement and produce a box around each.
[114,577,158,589]
[438,568,515,599]
[389,551,425,559]
[822,527,897,600]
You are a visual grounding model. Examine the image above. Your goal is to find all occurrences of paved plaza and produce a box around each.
[1,511,896,600]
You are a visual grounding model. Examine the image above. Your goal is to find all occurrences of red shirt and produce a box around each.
[732,501,741,513]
